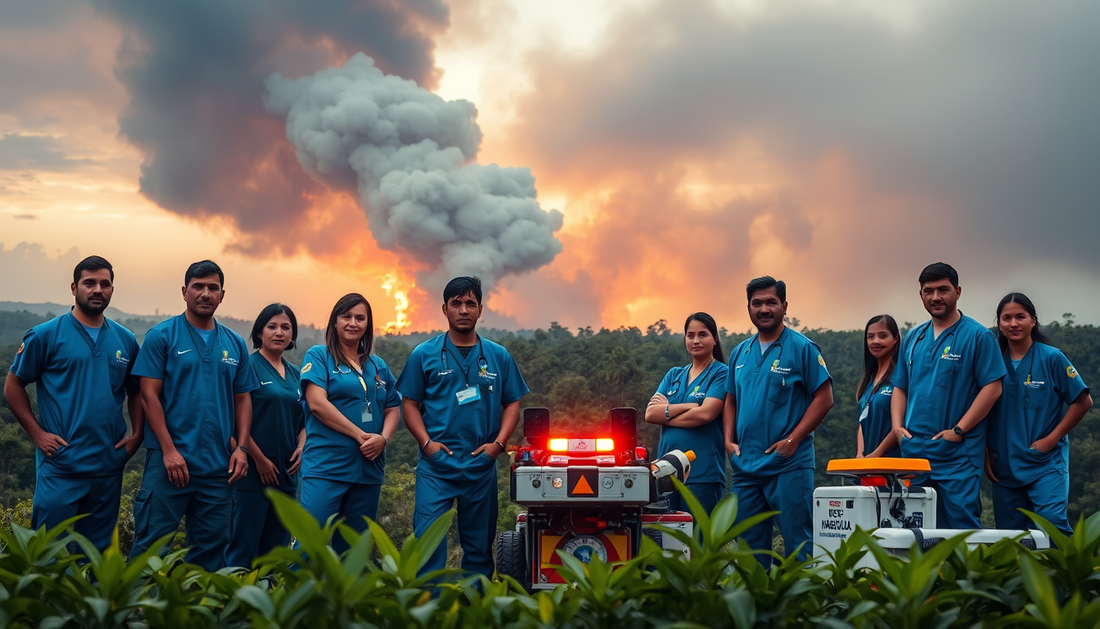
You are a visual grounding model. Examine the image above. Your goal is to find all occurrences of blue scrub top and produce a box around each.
[987,342,1089,487]
[655,360,729,485]
[132,314,259,477]
[9,311,140,476]
[298,345,400,485]
[892,314,1005,471]
[859,380,900,458]
[236,352,304,492]
[396,334,529,481]
[724,327,832,475]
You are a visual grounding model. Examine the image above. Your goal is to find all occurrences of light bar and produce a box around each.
[547,437,616,452]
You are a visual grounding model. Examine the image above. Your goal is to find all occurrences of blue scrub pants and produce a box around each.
[992,470,1071,536]
[414,466,497,577]
[667,482,724,520]
[130,450,232,571]
[31,471,122,552]
[225,487,296,567]
[729,467,813,563]
[298,477,381,554]
[914,467,982,529]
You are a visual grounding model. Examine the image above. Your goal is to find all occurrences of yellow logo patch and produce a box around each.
[301,362,312,374]
[818,354,827,369]
[1068,365,1078,379]
[17,342,24,355]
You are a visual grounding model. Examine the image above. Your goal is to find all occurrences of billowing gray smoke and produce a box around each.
[264,53,564,292]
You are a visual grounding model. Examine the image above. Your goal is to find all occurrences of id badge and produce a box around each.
[456,385,481,405]
[361,400,373,423]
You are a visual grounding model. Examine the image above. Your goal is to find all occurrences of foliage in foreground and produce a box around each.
[3,487,1100,628]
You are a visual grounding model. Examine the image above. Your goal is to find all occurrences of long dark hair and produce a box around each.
[995,293,1051,354]
[325,293,374,369]
[250,303,298,350]
[684,312,725,363]
[857,314,900,399]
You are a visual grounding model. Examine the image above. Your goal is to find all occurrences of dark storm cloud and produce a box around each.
[508,0,1100,270]
[0,134,98,171]
[94,0,450,256]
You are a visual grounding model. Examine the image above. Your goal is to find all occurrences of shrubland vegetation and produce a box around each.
[3,485,1100,627]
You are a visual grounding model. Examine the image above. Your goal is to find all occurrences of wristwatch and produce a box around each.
[952,425,964,436]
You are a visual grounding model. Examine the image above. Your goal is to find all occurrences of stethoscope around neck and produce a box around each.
[905,323,958,368]
[441,337,488,386]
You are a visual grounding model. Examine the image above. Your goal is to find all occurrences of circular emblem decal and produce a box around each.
[818,354,827,369]
[1068,365,1078,379]
[563,535,607,564]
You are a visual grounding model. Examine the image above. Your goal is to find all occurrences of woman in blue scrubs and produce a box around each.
[226,303,305,567]
[299,293,400,552]
[856,315,901,458]
[645,312,729,516]
[986,293,1091,535]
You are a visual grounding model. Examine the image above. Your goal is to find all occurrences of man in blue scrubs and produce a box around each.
[891,262,1005,529]
[723,276,833,561]
[397,276,529,577]
[5,256,144,551]
[129,260,258,570]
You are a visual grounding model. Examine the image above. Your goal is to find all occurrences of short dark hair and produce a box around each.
[73,256,113,283]
[185,260,224,287]
[325,293,374,369]
[746,276,785,302]
[443,276,483,304]
[251,303,298,351]
[918,262,958,288]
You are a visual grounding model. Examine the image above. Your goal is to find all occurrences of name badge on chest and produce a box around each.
[456,385,481,405]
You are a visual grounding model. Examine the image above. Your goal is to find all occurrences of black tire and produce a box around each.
[495,530,527,588]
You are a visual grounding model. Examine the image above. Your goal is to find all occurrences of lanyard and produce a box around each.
[442,336,488,387]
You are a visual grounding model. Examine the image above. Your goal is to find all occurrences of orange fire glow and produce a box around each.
[381,272,414,333]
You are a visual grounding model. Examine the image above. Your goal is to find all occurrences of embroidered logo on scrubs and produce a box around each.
[17,343,24,355]
[1068,366,1079,379]
[301,362,312,374]
[220,350,239,366]
[879,385,893,396]
[818,354,827,369]
[770,359,792,375]
[689,385,705,400]
[375,375,386,389]
[1023,374,1045,388]
[940,346,962,361]
[114,350,129,364]
[478,365,498,380]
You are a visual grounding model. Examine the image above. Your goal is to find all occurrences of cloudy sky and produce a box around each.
[1,0,1097,333]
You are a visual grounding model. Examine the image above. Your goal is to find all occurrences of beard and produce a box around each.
[76,295,109,315]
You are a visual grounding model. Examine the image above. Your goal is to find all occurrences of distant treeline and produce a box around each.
[3,309,1100,544]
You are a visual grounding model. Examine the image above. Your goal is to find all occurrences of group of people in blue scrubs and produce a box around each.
[5,259,526,577]
[644,264,1091,562]
[647,276,834,561]
[6,256,1092,572]
[854,263,1091,535]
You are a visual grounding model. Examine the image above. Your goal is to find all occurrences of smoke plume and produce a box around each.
[264,53,564,294]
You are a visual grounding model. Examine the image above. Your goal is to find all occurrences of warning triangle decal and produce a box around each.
[572,474,594,495]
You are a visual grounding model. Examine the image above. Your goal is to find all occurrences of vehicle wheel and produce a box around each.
[495,530,527,588]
